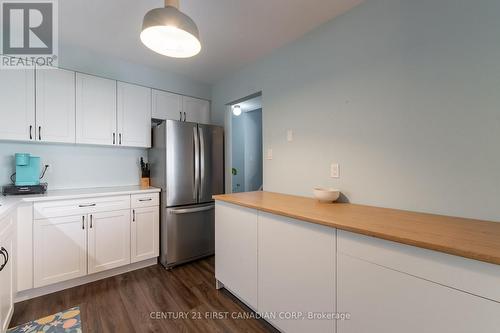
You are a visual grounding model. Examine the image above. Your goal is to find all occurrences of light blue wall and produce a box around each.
[0,142,145,189]
[244,109,263,191]
[231,109,263,193]
[212,0,500,221]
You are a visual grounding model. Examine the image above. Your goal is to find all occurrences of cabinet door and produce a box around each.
[36,68,76,143]
[183,96,210,124]
[76,73,117,145]
[152,89,183,121]
[117,82,152,147]
[34,215,87,287]
[337,253,500,333]
[0,69,35,141]
[215,202,258,309]
[258,212,336,333]
[0,217,15,332]
[131,207,159,263]
[88,210,130,274]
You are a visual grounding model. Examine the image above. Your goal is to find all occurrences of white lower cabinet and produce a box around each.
[258,212,336,333]
[0,213,16,332]
[215,202,500,333]
[34,215,87,287]
[131,207,159,263]
[215,202,258,309]
[88,210,130,274]
[30,192,160,291]
[337,253,500,333]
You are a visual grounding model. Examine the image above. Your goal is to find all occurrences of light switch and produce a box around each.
[266,149,273,160]
[330,163,340,178]
[287,130,293,142]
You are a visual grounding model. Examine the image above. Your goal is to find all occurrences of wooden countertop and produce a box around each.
[213,191,500,266]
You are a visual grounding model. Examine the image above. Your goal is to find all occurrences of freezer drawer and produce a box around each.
[161,203,215,268]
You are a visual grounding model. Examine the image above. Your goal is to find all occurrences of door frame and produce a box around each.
[224,92,263,194]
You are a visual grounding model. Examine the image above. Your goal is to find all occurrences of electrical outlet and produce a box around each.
[266,149,273,160]
[330,163,339,178]
[287,129,293,142]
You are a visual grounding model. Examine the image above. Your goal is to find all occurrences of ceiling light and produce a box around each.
[232,105,242,116]
[141,0,201,58]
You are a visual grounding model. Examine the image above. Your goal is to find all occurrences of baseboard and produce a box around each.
[15,258,158,302]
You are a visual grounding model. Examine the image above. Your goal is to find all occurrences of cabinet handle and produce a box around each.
[0,247,8,272]
[138,198,152,202]
[184,112,186,122]
[90,214,93,228]
[119,133,122,145]
[78,203,96,208]
[82,215,85,230]
[132,209,136,222]
[29,125,32,140]
[113,133,116,145]
[39,126,41,140]
[179,111,182,121]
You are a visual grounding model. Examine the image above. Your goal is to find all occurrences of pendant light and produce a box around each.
[141,0,201,58]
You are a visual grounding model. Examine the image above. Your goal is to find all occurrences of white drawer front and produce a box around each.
[131,193,159,208]
[338,230,500,303]
[34,195,131,219]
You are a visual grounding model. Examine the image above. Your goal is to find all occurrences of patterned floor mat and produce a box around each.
[7,306,82,333]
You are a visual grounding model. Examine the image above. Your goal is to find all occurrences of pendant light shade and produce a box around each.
[141,0,201,58]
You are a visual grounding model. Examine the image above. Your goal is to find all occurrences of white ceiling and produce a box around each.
[59,0,363,84]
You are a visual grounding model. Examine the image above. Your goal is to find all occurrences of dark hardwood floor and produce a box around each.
[11,257,278,333]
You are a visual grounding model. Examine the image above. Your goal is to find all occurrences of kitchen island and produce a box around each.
[214,191,500,333]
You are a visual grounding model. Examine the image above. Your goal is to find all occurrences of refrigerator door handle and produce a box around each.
[193,126,200,201]
[198,126,205,199]
[169,205,214,215]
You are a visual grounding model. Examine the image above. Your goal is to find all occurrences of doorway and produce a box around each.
[227,93,263,193]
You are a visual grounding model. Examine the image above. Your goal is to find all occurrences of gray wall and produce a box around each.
[244,109,263,192]
[0,45,212,190]
[212,0,500,221]
[231,114,246,192]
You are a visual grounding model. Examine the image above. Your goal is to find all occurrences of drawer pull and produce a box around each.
[138,198,152,202]
[78,203,96,208]
[0,247,8,272]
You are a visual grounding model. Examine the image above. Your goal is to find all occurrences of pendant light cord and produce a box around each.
[164,0,179,8]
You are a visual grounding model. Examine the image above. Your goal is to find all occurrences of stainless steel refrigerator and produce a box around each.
[149,120,224,269]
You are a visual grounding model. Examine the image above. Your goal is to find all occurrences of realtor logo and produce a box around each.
[0,0,58,68]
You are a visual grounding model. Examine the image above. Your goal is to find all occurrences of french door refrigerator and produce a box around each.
[149,120,224,269]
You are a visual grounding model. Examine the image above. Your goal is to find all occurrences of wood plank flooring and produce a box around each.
[11,257,278,333]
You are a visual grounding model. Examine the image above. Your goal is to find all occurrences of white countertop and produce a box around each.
[0,185,161,220]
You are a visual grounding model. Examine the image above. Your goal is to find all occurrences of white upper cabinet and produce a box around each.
[35,68,76,143]
[0,69,35,141]
[117,82,152,148]
[76,73,117,145]
[183,96,210,124]
[152,89,183,121]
